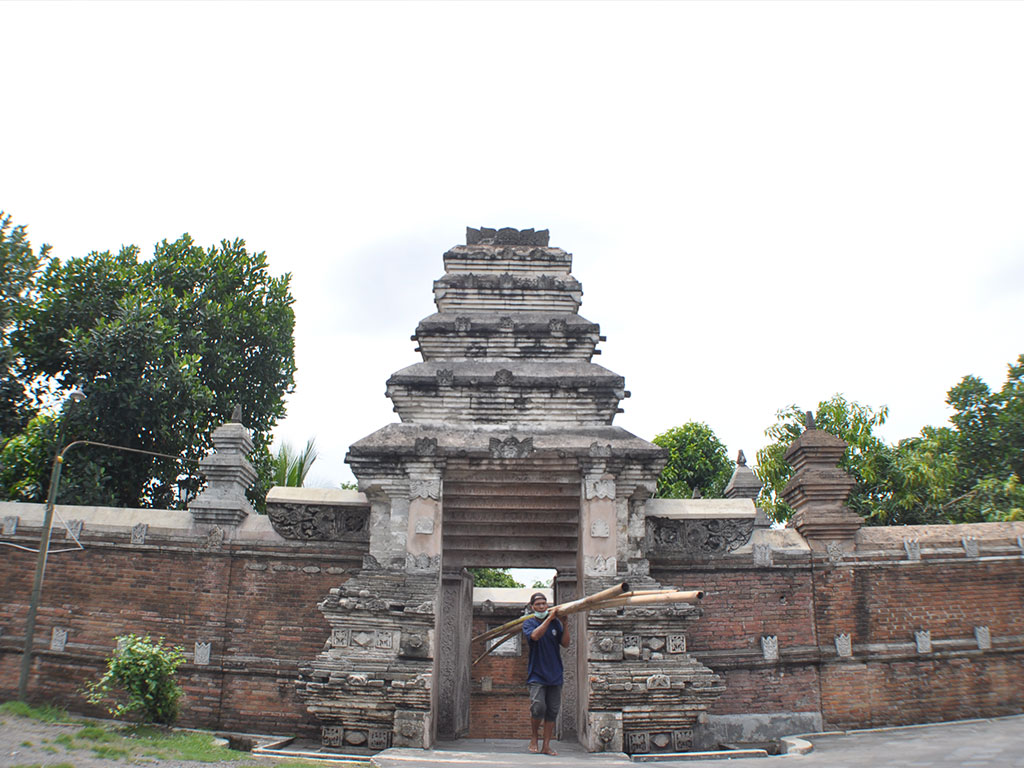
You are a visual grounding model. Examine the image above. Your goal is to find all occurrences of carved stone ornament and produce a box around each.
[584,554,616,577]
[962,536,979,558]
[410,478,441,500]
[826,540,844,564]
[414,437,438,456]
[266,503,369,541]
[1,515,17,535]
[647,516,754,558]
[549,317,567,333]
[761,635,779,661]
[369,730,393,750]
[406,553,441,572]
[194,641,212,665]
[904,538,921,561]
[627,731,650,754]
[667,634,687,654]
[489,436,534,459]
[322,726,344,747]
[590,519,611,538]
[466,226,550,246]
[975,626,991,650]
[835,633,852,658]
[673,730,693,751]
[915,630,931,654]
[646,673,671,690]
[436,368,455,386]
[393,710,428,748]
[131,523,148,545]
[753,543,772,566]
[51,627,68,652]
[498,316,514,331]
[494,368,514,385]
[588,441,612,458]
[205,525,224,550]
[584,475,615,500]
[414,516,435,535]
[454,315,472,332]
[65,519,84,539]
[331,628,350,647]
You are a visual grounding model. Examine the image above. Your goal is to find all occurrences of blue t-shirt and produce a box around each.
[523,615,564,686]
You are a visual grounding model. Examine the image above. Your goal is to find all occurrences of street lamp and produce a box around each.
[17,387,86,701]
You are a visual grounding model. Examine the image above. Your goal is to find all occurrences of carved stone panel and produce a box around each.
[414,517,435,535]
[761,635,779,661]
[588,631,623,661]
[587,711,623,753]
[322,726,344,747]
[51,627,68,652]
[194,641,211,665]
[975,626,991,650]
[904,538,921,561]
[584,475,615,500]
[623,634,641,660]
[489,436,534,458]
[647,516,754,557]
[131,523,148,544]
[915,630,931,654]
[65,519,84,539]
[753,543,772,566]
[667,634,687,654]
[646,674,671,690]
[436,369,454,386]
[826,541,843,564]
[368,730,392,750]
[835,633,852,658]
[584,554,616,577]
[590,519,610,538]
[410,478,440,500]
[626,731,650,754]
[1,515,17,535]
[962,537,979,558]
[266,503,369,541]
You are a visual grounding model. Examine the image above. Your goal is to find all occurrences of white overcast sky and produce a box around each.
[3,1,1023,489]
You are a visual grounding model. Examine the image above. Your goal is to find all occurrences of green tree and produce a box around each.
[273,438,318,487]
[0,212,47,439]
[86,634,185,724]
[652,422,733,499]
[2,234,295,509]
[470,568,524,588]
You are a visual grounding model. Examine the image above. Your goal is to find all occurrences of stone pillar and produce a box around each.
[189,412,256,526]
[724,450,762,500]
[783,413,861,550]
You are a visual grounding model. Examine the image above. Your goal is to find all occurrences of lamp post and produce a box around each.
[17,388,86,701]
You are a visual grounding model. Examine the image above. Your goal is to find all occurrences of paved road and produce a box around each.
[372,715,1024,768]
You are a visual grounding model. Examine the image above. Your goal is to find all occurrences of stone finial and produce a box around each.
[188,417,257,526]
[782,425,861,548]
[691,487,702,499]
[725,448,763,500]
[805,410,816,430]
[466,227,550,247]
[230,403,243,423]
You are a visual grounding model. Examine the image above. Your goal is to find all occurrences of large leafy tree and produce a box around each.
[470,568,524,588]
[652,422,733,499]
[2,232,296,509]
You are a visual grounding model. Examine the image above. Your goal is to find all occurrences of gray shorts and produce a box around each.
[528,683,562,722]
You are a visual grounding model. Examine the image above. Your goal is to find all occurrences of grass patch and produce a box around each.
[54,733,78,750]
[76,725,116,742]
[124,729,248,762]
[0,700,72,722]
[42,746,59,753]
[20,740,33,746]
[10,764,75,768]
[91,743,131,759]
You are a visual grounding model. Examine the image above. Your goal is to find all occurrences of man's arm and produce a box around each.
[529,607,558,642]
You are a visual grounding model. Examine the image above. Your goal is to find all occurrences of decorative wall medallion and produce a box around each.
[489,436,534,458]
[646,636,665,651]
[368,730,392,750]
[414,437,437,456]
[626,732,650,754]
[194,641,212,665]
[266,503,369,541]
[414,516,435,535]
[352,631,374,648]
[915,630,931,654]
[647,516,754,557]
[1,515,17,535]
[975,626,991,650]
[584,475,615,500]
[51,627,68,652]
[321,726,343,747]
[646,674,671,690]
[331,629,350,647]
[405,553,441,572]
[590,519,610,538]
[374,631,395,650]
[131,523,148,545]
[672,730,693,751]
[65,519,84,539]
[436,369,455,386]
[454,316,472,332]
[903,538,921,561]
[962,537,979,558]
[205,525,224,550]
[753,544,772,566]
[761,635,779,661]
[584,554,616,577]
[835,633,852,658]
[494,368,514,385]
[667,634,687,654]
[826,541,843,564]
[651,733,671,749]
[410,478,441,499]
[344,730,367,745]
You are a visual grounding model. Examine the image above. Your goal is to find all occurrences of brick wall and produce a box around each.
[468,614,532,739]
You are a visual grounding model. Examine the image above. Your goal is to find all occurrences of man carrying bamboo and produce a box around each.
[523,592,569,755]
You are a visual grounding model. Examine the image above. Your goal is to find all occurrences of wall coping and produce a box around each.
[647,498,756,519]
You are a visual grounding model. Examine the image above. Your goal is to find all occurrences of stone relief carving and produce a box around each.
[584,475,615,500]
[194,641,212,665]
[494,368,514,385]
[549,318,567,333]
[975,626,991,650]
[626,732,650,754]
[322,726,343,747]
[647,516,754,557]
[903,538,921,561]
[588,441,612,457]
[436,369,454,386]
[414,516,435,535]
[331,628,350,647]
[489,436,534,459]
[753,543,772,566]
[414,437,437,456]
[266,503,369,541]
[673,730,693,751]
[835,633,852,658]
[131,523,148,545]
[826,540,844,564]
[646,674,671,690]
[761,635,779,661]
[590,519,610,538]
[410,478,440,499]
[1,515,17,535]
[405,553,441,572]
[51,627,68,652]
[915,630,931,654]
[588,631,623,661]
[466,226,550,246]
[584,554,616,577]
[498,316,514,331]
[962,536,979,558]
[454,316,472,332]
[65,519,84,539]
[667,634,687,654]
[205,525,224,550]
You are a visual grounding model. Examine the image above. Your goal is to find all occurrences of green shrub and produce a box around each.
[85,634,186,724]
